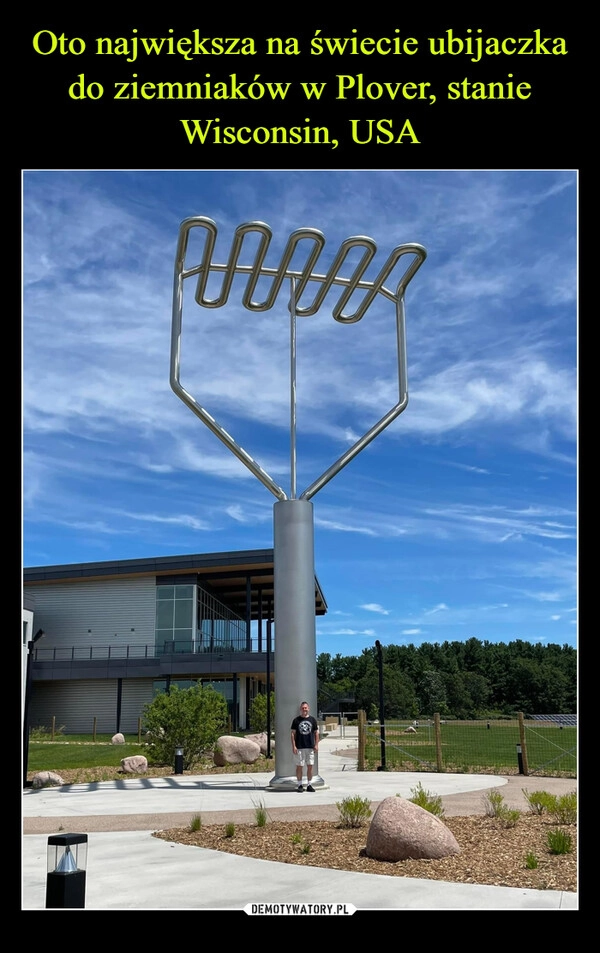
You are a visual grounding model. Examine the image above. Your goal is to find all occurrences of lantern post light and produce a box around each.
[45,833,88,909]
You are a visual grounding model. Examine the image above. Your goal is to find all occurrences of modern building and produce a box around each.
[23,549,327,734]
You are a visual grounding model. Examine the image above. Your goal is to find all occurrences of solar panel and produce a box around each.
[531,713,577,726]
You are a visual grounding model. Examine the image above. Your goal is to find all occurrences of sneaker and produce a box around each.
[306,784,315,792]
[297,785,304,792]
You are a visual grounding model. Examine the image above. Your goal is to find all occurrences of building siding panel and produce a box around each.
[26,578,156,654]
[29,678,155,734]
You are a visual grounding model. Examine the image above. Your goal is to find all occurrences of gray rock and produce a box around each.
[365,796,461,862]
[31,771,65,789]
[111,733,125,744]
[120,755,148,774]
[214,736,261,766]
[245,732,273,755]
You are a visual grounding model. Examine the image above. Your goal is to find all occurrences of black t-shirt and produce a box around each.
[291,714,318,749]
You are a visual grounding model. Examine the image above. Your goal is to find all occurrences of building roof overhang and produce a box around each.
[23,549,328,621]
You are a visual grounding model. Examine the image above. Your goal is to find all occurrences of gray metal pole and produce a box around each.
[269,498,323,789]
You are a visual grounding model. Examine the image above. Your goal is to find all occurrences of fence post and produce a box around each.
[434,712,443,772]
[517,712,530,776]
[51,716,56,742]
[357,709,366,772]
[92,717,97,742]
[138,718,142,743]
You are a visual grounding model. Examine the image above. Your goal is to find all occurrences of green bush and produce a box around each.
[483,790,506,817]
[252,797,268,827]
[248,692,275,733]
[499,808,520,828]
[550,792,577,825]
[190,814,202,832]
[407,782,445,817]
[336,795,372,828]
[483,789,520,826]
[522,790,556,815]
[224,822,236,838]
[523,790,576,824]
[142,683,228,769]
[547,829,573,854]
[524,851,538,869]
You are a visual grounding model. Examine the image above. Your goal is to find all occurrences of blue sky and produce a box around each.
[22,170,577,657]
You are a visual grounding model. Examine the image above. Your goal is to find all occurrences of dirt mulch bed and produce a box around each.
[153,813,576,893]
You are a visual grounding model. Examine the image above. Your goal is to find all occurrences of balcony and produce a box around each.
[29,639,274,682]
[32,637,274,662]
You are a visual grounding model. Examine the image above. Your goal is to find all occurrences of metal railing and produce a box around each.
[32,639,274,662]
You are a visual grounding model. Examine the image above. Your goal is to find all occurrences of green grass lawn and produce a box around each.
[364,722,576,777]
[27,736,146,771]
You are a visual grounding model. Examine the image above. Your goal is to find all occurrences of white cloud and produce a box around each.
[360,603,391,615]
[328,628,376,637]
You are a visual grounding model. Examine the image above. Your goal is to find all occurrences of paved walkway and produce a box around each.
[22,731,578,911]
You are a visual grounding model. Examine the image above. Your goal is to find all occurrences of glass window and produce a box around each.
[155,584,196,653]
[156,586,175,600]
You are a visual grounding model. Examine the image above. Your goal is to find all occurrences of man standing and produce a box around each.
[290,701,319,792]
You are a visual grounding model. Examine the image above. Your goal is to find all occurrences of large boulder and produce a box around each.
[245,732,273,755]
[111,733,125,744]
[214,736,261,766]
[365,796,461,862]
[31,771,65,789]
[120,755,148,774]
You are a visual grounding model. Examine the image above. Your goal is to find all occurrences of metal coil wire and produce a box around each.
[174,216,426,323]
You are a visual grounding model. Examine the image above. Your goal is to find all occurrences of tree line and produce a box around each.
[316,638,576,720]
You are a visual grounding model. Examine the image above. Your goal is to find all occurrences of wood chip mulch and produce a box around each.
[153,814,576,893]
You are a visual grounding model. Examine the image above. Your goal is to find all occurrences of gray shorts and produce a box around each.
[293,749,315,766]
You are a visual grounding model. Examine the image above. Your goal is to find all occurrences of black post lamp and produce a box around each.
[23,628,45,788]
[46,833,88,908]
[174,746,184,775]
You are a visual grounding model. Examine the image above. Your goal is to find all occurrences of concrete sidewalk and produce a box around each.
[22,732,578,911]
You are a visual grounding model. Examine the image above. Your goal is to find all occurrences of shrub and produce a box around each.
[547,829,573,854]
[550,792,577,825]
[190,814,202,832]
[252,797,268,827]
[483,789,520,826]
[521,790,576,825]
[249,692,275,733]
[142,683,228,769]
[407,782,445,817]
[224,822,236,838]
[522,790,556,815]
[499,808,520,828]
[336,795,372,828]
[483,790,506,817]
[290,832,302,844]
[300,842,311,854]
[524,851,538,869]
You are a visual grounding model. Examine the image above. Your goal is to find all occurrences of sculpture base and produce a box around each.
[266,774,327,791]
